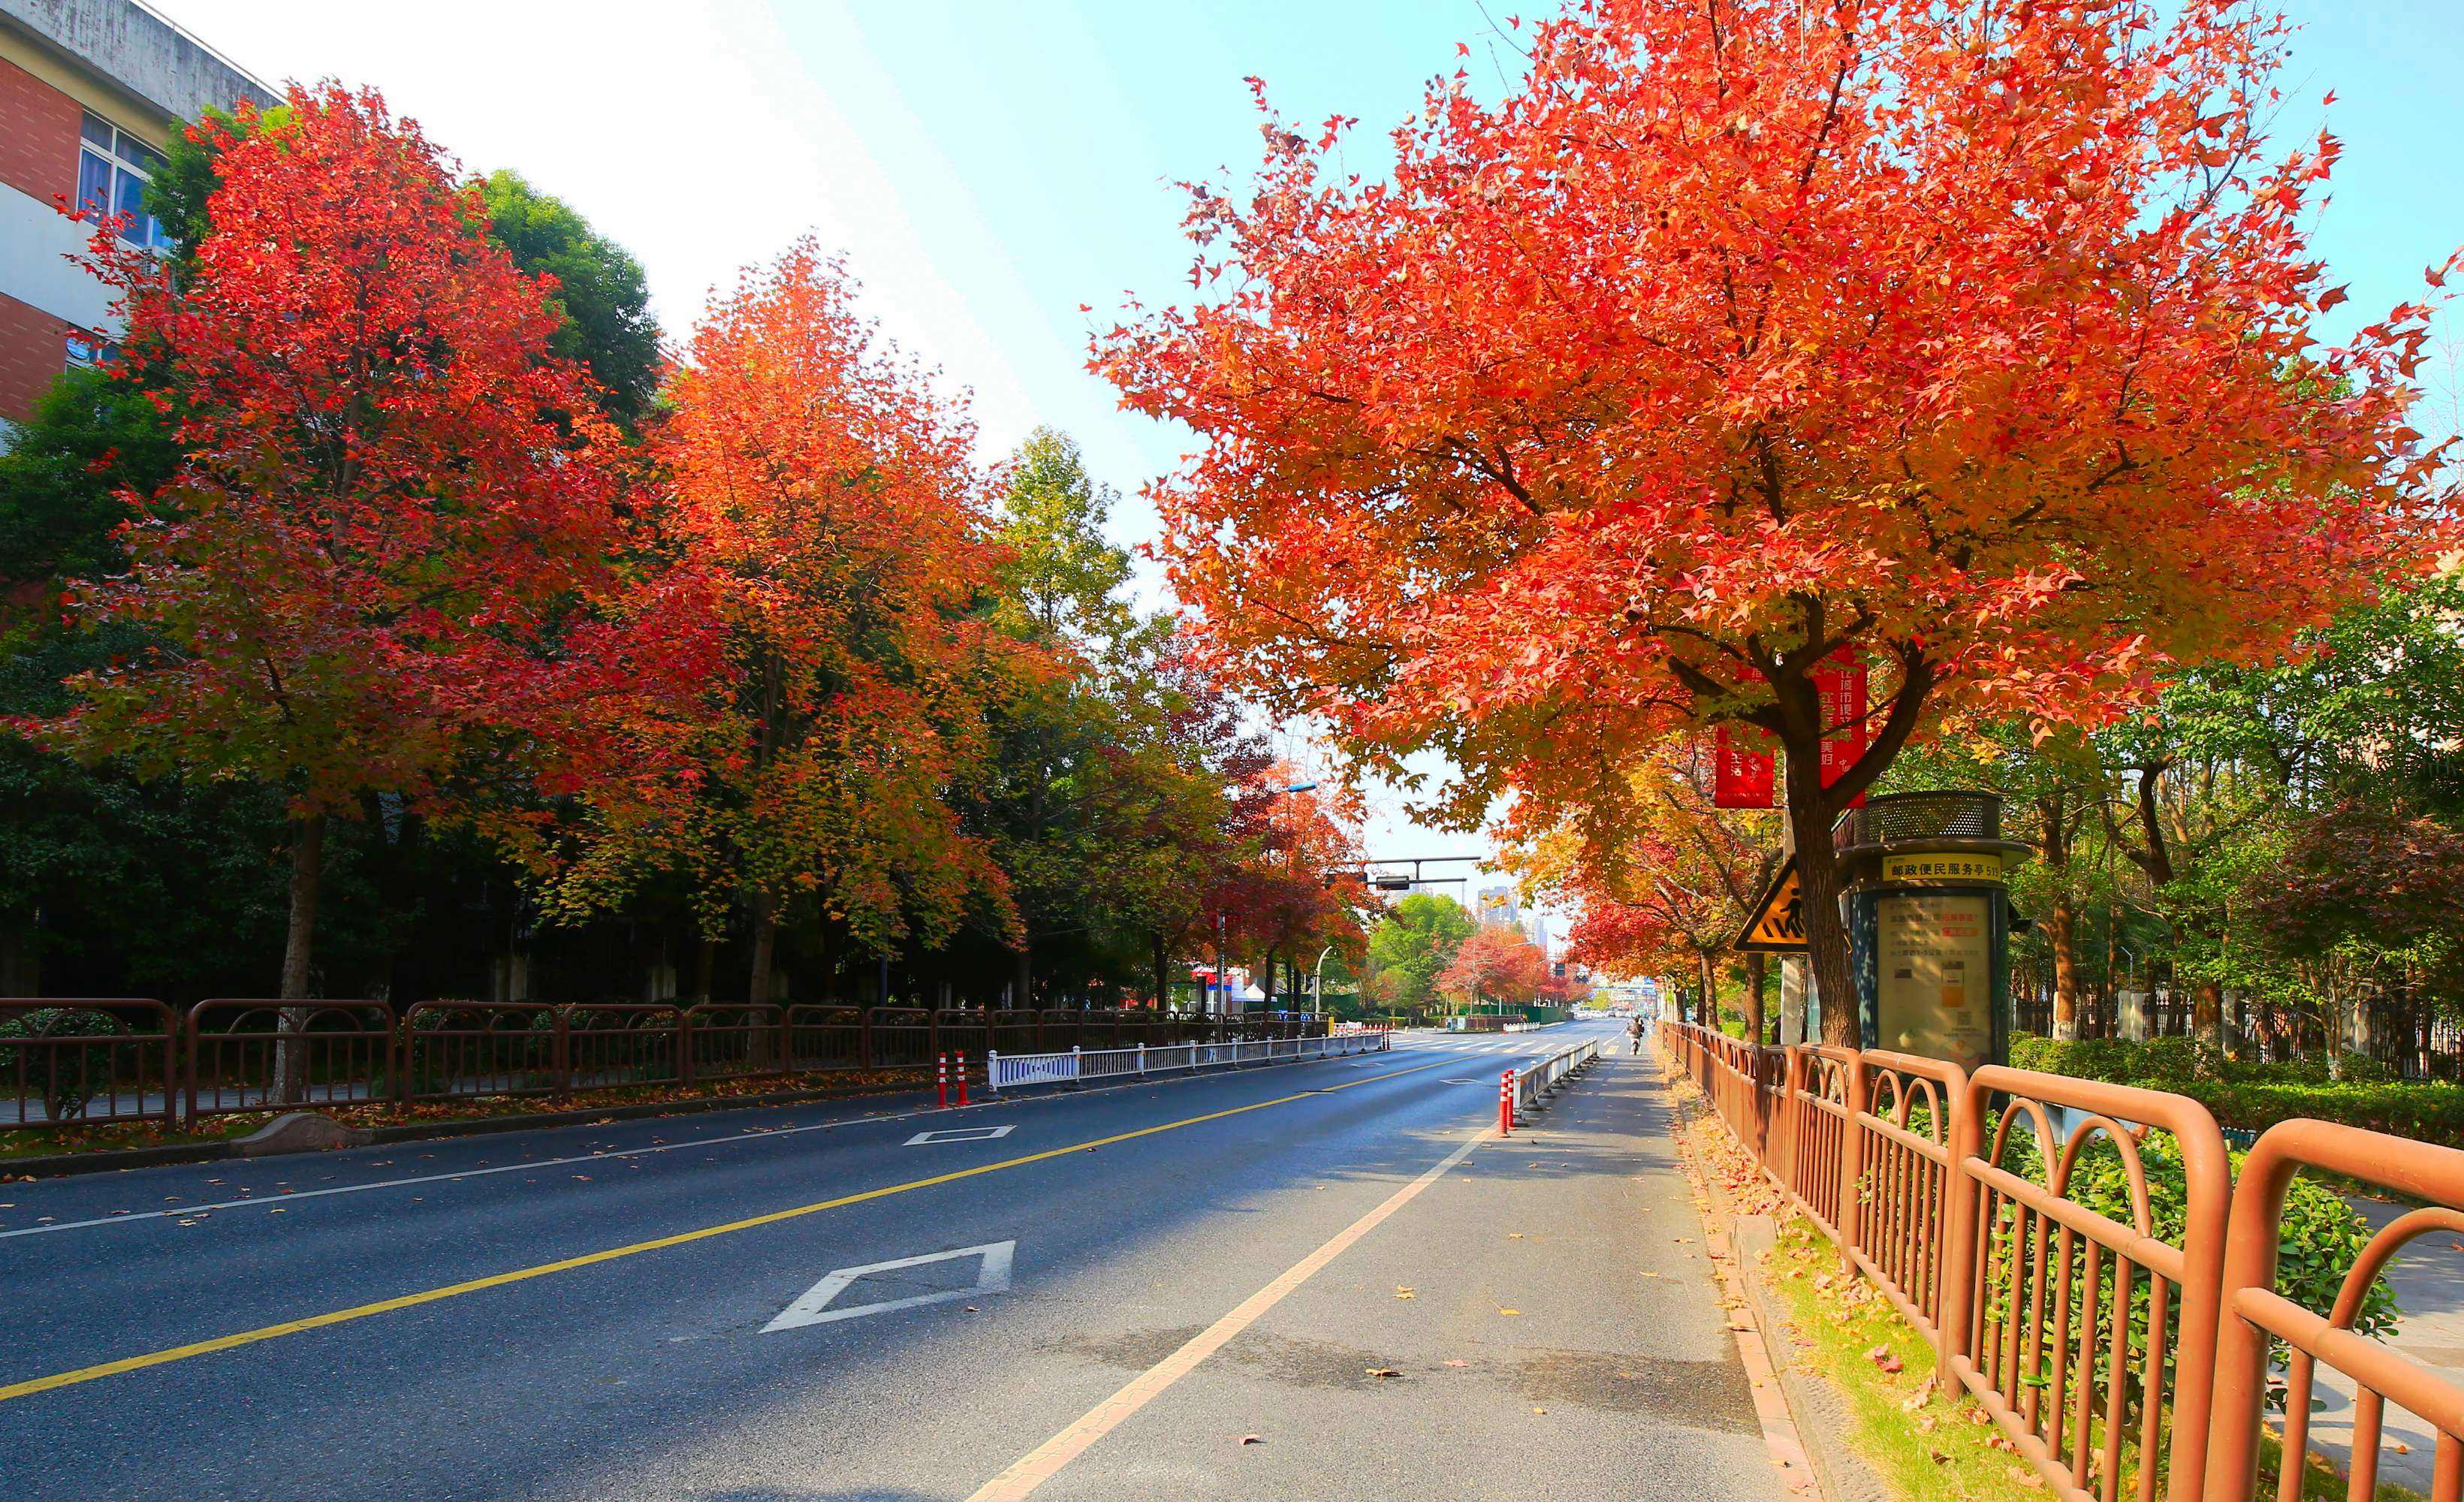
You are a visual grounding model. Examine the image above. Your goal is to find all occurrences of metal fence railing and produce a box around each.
[0,1000,1329,1132]
[1507,1037,1602,1118]
[1658,1018,2464,1502]
[0,999,179,1129]
[986,1027,1383,1095]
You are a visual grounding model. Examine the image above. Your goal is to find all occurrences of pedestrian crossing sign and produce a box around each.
[1734,858,1808,953]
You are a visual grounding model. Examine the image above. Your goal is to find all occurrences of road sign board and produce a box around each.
[1734,857,1808,952]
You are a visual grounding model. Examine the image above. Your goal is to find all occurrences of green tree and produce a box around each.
[976,428,1259,1006]
[477,171,661,427]
[1365,894,1476,1015]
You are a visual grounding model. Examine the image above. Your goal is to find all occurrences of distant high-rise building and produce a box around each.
[1524,912,1549,953]
[1474,885,1519,927]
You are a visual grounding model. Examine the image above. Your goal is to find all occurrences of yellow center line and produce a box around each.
[0,1054,1455,1406]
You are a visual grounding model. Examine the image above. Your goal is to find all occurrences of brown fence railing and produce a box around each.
[0,1000,1322,1132]
[0,999,179,1130]
[1659,1018,2464,1502]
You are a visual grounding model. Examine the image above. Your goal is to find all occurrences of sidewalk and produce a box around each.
[1039,1051,1796,1500]
[2307,1197,2464,1494]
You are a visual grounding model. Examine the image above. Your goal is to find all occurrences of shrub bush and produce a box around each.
[2011,1036,2459,1144]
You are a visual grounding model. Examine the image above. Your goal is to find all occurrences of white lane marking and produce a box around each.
[764,1240,1015,1332]
[964,1125,1494,1501]
[905,1125,1017,1146]
[1438,1078,1489,1084]
[2,1051,1419,1242]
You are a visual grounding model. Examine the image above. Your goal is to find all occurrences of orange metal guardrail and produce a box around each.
[1658,1018,2462,1502]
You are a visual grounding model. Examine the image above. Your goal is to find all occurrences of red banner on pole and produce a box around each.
[1710,649,1869,810]
[1713,724,1775,809]
[1813,647,1868,809]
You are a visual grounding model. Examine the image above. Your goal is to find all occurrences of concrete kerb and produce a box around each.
[1654,1042,1853,1502]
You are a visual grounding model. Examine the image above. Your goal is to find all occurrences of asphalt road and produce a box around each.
[0,1021,1780,1502]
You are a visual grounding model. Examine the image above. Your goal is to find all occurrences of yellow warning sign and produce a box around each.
[1734,858,1807,952]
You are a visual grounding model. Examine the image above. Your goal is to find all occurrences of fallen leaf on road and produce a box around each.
[1508,1232,1525,1239]
[964,1306,979,1313]
[1531,1407,1547,1415]
[1497,1308,1522,1317]
[1394,1287,1416,1299]
[1868,1346,1903,1374]
[1444,1359,1469,1368]
[1238,1434,1262,1446]
[1365,1367,1400,1379]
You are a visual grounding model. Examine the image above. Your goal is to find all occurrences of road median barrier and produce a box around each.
[985,1030,1390,1096]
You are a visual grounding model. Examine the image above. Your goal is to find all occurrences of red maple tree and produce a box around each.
[1437,923,1549,1013]
[624,242,1020,1003]
[1099,0,2458,1038]
[36,84,686,1006]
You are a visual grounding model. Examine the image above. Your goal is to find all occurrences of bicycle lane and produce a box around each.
[955,1049,1786,1502]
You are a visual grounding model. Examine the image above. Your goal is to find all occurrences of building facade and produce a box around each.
[0,0,270,433]
[1474,884,1519,927]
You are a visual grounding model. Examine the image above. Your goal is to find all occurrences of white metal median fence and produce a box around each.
[985,1030,1391,1095]
[1500,1037,1603,1133]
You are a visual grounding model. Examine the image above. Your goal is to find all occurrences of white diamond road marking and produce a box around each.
[904,1124,1017,1146]
[763,1241,1016,1333]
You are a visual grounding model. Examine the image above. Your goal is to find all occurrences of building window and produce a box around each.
[75,113,168,249]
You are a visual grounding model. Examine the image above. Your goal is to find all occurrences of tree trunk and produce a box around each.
[1779,736,1859,1048]
[693,936,716,1003]
[1696,948,1720,1032]
[1742,952,1767,1045]
[747,891,778,1006]
[2192,979,2224,1051]
[276,810,326,1105]
[1151,930,1171,1013]
[2046,898,2081,1042]
[1014,926,1033,1015]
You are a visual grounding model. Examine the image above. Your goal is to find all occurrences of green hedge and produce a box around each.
[2010,1036,2464,1147]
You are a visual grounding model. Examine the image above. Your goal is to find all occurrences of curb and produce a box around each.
[1653,1045,1832,1502]
[3,1073,933,1179]
[1665,1039,1892,1497]
[1729,1214,1892,1502]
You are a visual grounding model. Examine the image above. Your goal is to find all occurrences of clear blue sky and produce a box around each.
[155,0,2464,920]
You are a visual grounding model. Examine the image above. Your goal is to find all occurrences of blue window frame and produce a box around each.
[74,112,166,249]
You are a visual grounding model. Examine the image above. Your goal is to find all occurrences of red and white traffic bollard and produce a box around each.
[957,1051,971,1107]
[937,1052,949,1109]
[1499,1069,1515,1136]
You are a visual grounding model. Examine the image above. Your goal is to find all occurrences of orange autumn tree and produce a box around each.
[1212,762,1371,1007]
[1098,0,2458,1040]
[623,243,1018,1004]
[1514,741,1780,1036]
[36,85,678,1011]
